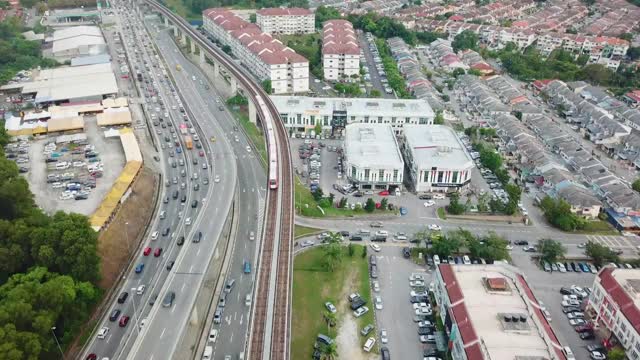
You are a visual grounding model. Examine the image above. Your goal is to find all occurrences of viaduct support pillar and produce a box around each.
[213,61,220,77]
[199,51,205,65]
[190,40,196,54]
[164,17,168,27]
[172,26,178,37]
[248,99,257,124]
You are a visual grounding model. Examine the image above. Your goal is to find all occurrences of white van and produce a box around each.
[203,346,213,360]
[363,337,376,352]
[463,255,471,265]
[562,346,575,360]
[433,255,441,266]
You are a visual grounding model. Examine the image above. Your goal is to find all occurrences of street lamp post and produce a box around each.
[51,326,64,359]
[124,221,130,252]
[130,287,141,334]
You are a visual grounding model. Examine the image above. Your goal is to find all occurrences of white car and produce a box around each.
[97,327,109,339]
[353,306,369,318]
[208,329,218,343]
[568,318,586,326]
[410,280,426,287]
[151,231,159,240]
[409,274,424,281]
[136,284,145,295]
[374,296,383,310]
[370,243,381,252]
[506,245,514,250]
[577,243,586,248]
[423,200,435,207]
[185,217,192,226]
[214,175,221,183]
[428,224,442,231]
[380,329,388,344]
[246,145,251,152]
[372,280,380,292]
[590,351,606,360]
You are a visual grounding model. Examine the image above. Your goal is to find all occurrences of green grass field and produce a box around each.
[230,108,267,166]
[294,225,323,239]
[291,245,373,359]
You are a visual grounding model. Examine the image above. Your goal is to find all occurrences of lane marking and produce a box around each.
[160,328,166,339]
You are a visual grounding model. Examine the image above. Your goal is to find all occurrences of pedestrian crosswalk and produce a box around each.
[585,235,639,251]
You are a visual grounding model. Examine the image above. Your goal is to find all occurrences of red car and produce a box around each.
[378,190,390,196]
[574,324,593,333]
[199,151,205,157]
[154,248,162,257]
[143,247,151,256]
[119,315,130,327]
[86,355,97,360]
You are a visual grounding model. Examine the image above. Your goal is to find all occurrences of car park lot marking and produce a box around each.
[586,235,638,250]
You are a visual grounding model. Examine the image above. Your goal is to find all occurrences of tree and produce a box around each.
[446,193,466,215]
[249,13,256,23]
[323,243,342,272]
[467,232,510,262]
[312,188,324,202]
[221,45,232,54]
[539,196,585,231]
[320,341,338,360]
[479,147,502,172]
[362,245,367,258]
[348,243,355,257]
[628,47,640,61]
[607,347,625,360]
[364,198,376,213]
[434,111,444,125]
[431,233,463,257]
[314,123,322,136]
[380,198,388,210]
[633,178,640,193]
[452,30,479,52]
[261,79,272,94]
[338,197,348,208]
[370,89,381,97]
[585,241,620,266]
[536,239,566,263]
[323,310,336,332]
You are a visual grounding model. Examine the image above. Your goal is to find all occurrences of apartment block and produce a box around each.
[203,8,309,94]
[255,7,315,35]
[322,20,360,81]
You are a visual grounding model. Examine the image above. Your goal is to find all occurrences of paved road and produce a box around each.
[357,31,394,98]
[150,21,267,360]
[82,3,231,359]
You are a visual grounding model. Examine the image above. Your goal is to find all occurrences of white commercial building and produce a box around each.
[47,26,106,62]
[401,125,473,193]
[255,8,315,35]
[322,20,360,81]
[344,124,404,190]
[203,8,309,94]
[588,267,640,358]
[270,96,434,136]
[434,264,569,360]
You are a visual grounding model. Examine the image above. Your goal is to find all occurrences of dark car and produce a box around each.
[350,297,366,310]
[193,231,202,243]
[571,262,580,272]
[109,309,121,321]
[166,260,175,270]
[162,291,176,307]
[402,247,411,258]
[191,200,198,208]
[563,306,581,313]
[579,331,595,340]
[177,236,185,246]
[181,194,187,203]
[340,231,350,237]
[149,294,158,306]
[349,235,363,241]
[560,287,573,295]
[117,291,129,304]
[418,326,434,335]
[514,240,529,246]
[380,346,390,360]
[418,194,432,200]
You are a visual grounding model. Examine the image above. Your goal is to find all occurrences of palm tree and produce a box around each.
[323,310,337,333]
[323,243,343,272]
[320,342,338,360]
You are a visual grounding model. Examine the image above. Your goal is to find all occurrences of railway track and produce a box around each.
[142,2,294,359]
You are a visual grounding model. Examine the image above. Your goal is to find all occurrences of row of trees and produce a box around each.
[0,122,101,357]
[472,141,510,185]
[538,196,589,232]
[311,188,392,213]
[375,39,412,99]
[413,228,511,263]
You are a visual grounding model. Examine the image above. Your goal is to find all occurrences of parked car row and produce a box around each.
[558,286,608,359]
[542,260,599,274]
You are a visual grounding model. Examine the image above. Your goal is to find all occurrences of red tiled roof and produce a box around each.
[471,62,492,71]
[625,90,640,102]
[517,274,567,360]
[322,19,359,55]
[449,15,464,21]
[256,7,312,16]
[532,79,554,90]
[598,267,640,335]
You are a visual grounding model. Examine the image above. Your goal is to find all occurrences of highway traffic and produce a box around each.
[81,3,227,360]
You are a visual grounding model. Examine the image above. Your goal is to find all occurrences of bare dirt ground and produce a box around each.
[97,166,158,289]
[336,271,377,360]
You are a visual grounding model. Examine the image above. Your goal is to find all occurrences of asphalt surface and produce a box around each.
[149,21,267,360]
[357,31,394,99]
[82,3,233,360]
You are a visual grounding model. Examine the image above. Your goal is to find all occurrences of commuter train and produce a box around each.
[256,95,279,190]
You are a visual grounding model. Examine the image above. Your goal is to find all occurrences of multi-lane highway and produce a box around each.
[81,2,237,359]
[129,18,267,360]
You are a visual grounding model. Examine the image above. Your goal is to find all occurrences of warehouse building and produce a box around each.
[270,96,434,136]
[322,20,360,81]
[46,26,106,62]
[203,8,309,94]
[344,124,404,191]
[434,264,568,360]
[255,7,315,35]
[401,125,473,193]
[0,63,118,104]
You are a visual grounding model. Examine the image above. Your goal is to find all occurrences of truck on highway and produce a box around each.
[185,135,193,150]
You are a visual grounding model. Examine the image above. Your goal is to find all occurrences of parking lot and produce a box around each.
[372,245,436,359]
[511,253,599,360]
[26,118,126,215]
[360,32,395,98]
